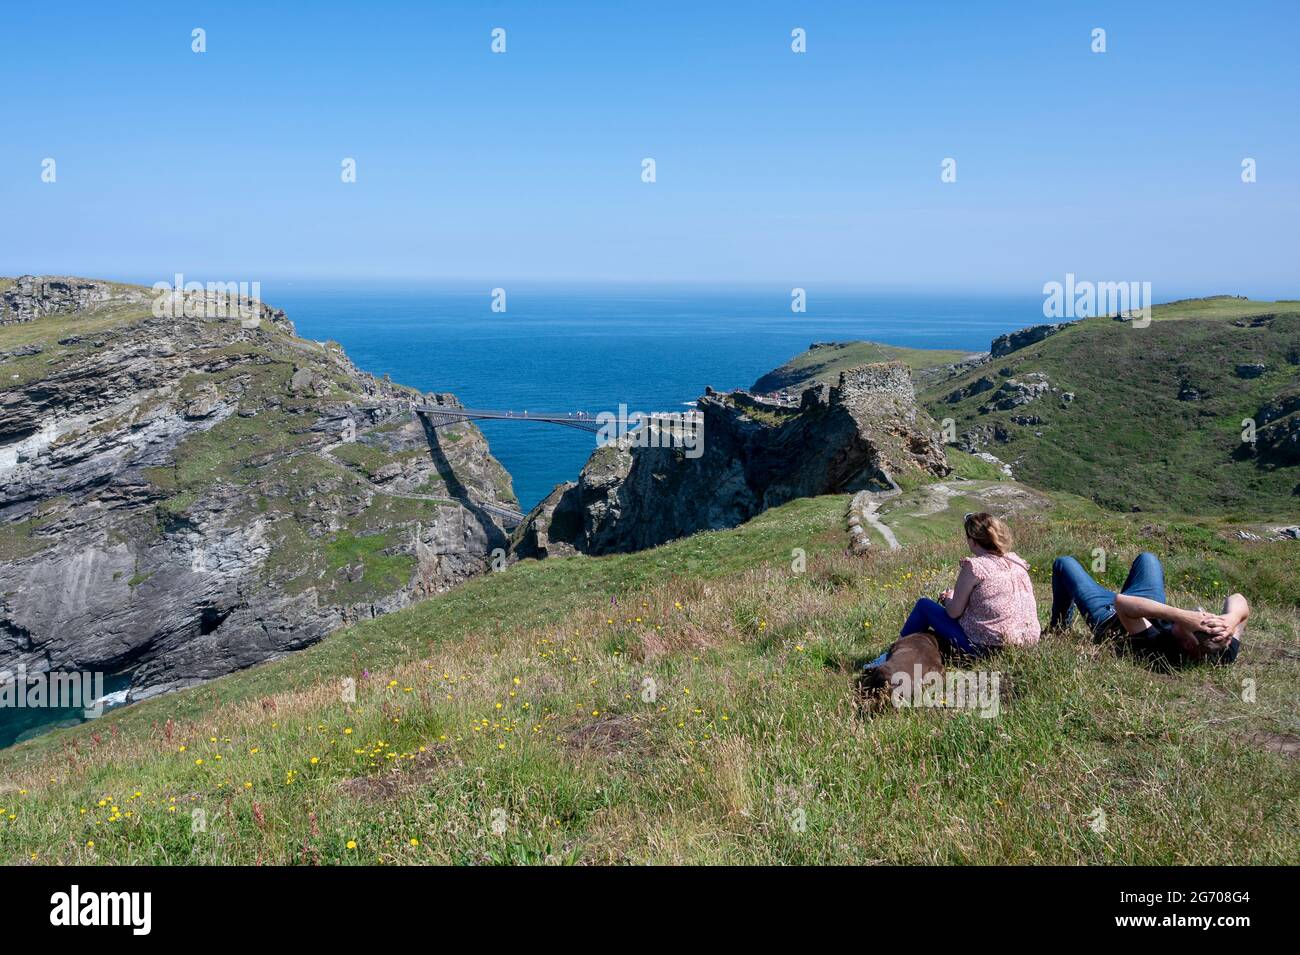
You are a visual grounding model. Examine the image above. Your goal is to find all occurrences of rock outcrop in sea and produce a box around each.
[513,361,949,558]
[0,276,517,698]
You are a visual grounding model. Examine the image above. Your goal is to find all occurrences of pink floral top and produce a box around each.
[959,550,1041,647]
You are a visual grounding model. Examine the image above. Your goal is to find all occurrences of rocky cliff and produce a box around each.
[0,276,517,698]
[513,361,949,558]
[989,321,1072,358]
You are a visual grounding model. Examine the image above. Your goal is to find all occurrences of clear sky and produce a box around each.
[2,0,1297,295]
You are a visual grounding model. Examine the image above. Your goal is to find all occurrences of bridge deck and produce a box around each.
[415,406,698,426]
[415,406,605,433]
[473,499,526,526]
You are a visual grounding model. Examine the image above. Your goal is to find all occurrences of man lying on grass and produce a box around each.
[1050,551,1246,666]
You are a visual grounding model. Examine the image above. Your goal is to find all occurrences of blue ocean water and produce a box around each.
[264,284,1043,510]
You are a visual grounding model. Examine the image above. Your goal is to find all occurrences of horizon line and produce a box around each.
[6,272,1297,304]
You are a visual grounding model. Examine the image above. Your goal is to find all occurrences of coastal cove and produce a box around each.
[0,284,1038,746]
[8,283,1290,750]
[260,284,1043,510]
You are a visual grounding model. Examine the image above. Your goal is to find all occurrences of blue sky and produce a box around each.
[1,0,1297,295]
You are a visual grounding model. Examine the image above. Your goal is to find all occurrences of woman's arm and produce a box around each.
[945,561,978,618]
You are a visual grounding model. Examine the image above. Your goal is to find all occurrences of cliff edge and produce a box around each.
[513,361,949,558]
[0,276,516,698]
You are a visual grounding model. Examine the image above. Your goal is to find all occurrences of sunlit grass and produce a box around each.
[1,492,1295,865]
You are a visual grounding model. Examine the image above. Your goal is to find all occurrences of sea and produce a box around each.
[263,284,1044,510]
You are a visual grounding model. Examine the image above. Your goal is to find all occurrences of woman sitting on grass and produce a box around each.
[1049,551,1245,667]
[866,512,1040,668]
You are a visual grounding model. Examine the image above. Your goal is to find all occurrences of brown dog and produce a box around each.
[856,631,945,705]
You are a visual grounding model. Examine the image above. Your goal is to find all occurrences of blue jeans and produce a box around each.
[899,597,990,658]
[864,596,989,669]
[1050,551,1166,634]
[1050,552,1240,665]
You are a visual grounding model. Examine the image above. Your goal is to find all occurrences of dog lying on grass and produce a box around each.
[855,631,944,704]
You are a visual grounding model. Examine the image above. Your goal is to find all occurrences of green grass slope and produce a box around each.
[752,340,975,393]
[1,485,1295,865]
[920,299,1300,519]
[1118,295,1300,322]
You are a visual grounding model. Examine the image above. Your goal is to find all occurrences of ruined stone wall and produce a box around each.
[831,361,916,408]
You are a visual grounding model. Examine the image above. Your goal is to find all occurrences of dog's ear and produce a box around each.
[856,669,882,695]
[853,672,889,714]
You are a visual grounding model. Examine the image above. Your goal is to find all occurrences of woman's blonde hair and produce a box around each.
[964,512,1013,555]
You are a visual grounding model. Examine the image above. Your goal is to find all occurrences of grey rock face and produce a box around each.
[1257,393,1300,426]
[513,361,949,558]
[1257,414,1300,465]
[956,421,1014,452]
[1235,363,1267,379]
[979,373,1051,412]
[1,276,132,325]
[0,278,516,699]
[943,374,996,404]
[990,322,1072,358]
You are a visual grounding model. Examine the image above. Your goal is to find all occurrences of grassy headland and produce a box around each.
[0,484,1295,864]
[919,298,1300,519]
[753,298,1300,521]
[752,340,976,394]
